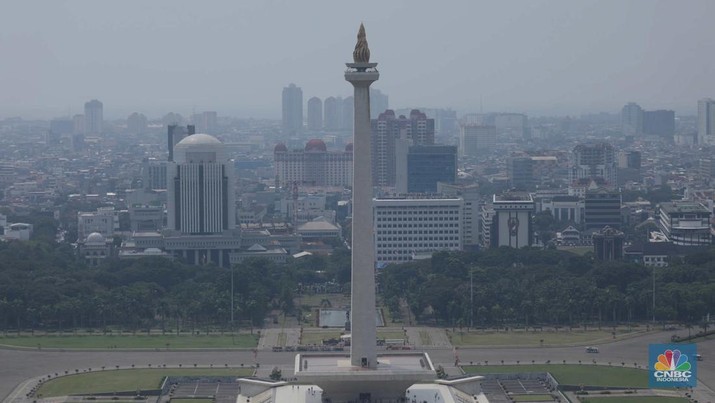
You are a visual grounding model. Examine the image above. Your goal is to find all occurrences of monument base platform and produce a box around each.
[293,352,436,402]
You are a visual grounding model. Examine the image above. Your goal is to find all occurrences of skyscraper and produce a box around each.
[282,83,303,135]
[323,96,342,130]
[167,124,196,162]
[127,112,148,134]
[371,109,435,187]
[698,98,715,145]
[370,88,388,118]
[84,99,103,135]
[459,123,496,157]
[192,111,218,134]
[306,96,323,131]
[167,134,236,234]
[395,142,457,194]
[642,110,675,138]
[621,102,643,136]
[570,142,617,186]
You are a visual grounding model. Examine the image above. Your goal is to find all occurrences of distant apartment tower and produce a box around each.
[84,99,103,135]
[341,96,354,131]
[438,182,480,247]
[494,113,528,138]
[73,114,86,135]
[621,102,643,136]
[282,83,303,135]
[371,109,435,187]
[127,112,148,134]
[323,96,342,130]
[142,158,168,190]
[307,97,323,131]
[193,111,218,134]
[642,110,675,138]
[459,124,496,157]
[508,156,535,190]
[491,193,535,248]
[395,142,457,194]
[370,89,389,118]
[167,124,196,162]
[698,98,715,145]
[657,201,712,246]
[570,143,617,186]
[374,196,463,264]
[584,188,622,230]
[273,140,353,188]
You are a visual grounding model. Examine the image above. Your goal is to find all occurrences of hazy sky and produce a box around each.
[2,0,714,119]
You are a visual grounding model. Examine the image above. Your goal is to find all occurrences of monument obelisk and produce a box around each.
[345,23,379,369]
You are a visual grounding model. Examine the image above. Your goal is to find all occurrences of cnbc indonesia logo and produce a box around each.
[649,344,697,388]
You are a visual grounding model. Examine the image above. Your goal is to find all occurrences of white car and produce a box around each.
[586,346,599,353]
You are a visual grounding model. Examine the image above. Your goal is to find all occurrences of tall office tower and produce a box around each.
[167,124,196,162]
[341,96,354,131]
[437,182,480,247]
[282,83,303,135]
[642,110,675,138]
[491,193,535,248]
[73,114,86,135]
[84,99,104,135]
[617,150,642,185]
[167,134,236,234]
[459,123,496,157]
[344,23,379,369]
[370,88,388,118]
[395,142,457,194]
[371,109,435,187]
[306,97,323,131]
[698,98,715,145]
[127,112,148,134]
[142,158,168,190]
[508,156,535,190]
[570,142,617,186]
[621,102,643,136]
[584,187,622,230]
[323,96,342,130]
[193,111,218,134]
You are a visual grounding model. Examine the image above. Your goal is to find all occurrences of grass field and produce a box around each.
[579,397,689,403]
[449,329,641,347]
[37,368,255,397]
[300,329,407,345]
[0,334,260,349]
[462,365,648,388]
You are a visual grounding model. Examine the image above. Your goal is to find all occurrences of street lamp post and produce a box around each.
[652,265,656,323]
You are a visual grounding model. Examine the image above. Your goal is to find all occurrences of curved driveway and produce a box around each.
[1,329,713,402]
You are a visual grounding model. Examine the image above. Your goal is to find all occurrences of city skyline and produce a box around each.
[2,0,715,119]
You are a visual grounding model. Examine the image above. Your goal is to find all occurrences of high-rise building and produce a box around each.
[273,140,353,187]
[282,83,303,135]
[167,134,236,235]
[371,109,435,187]
[459,124,496,157]
[584,187,622,230]
[494,113,528,138]
[341,96,354,131]
[508,156,535,190]
[84,99,103,135]
[323,96,342,130]
[570,143,617,186]
[437,182,480,247]
[370,88,388,118]
[192,111,218,134]
[167,124,196,162]
[698,98,715,145]
[307,97,323,131]
[395,142,457,194]
[142,158,168,190]
[642,110,675,138]
[73,114,85,135]
[127,112,148,134]
[621,102,643,136]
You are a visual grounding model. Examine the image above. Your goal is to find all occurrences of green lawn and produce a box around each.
[580,397,689,403]
[463,365,648,388]
[37,368,254,397]
[0,334,259,349]
[450,329,640,347]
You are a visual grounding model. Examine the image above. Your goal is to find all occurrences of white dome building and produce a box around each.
[79,232,113,266]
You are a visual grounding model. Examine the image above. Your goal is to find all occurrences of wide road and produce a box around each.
[1,328,713,402]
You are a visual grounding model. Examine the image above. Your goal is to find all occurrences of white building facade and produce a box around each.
[374,196,463,264]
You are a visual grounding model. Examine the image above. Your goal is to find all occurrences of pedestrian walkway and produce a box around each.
[405,327,452,348]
